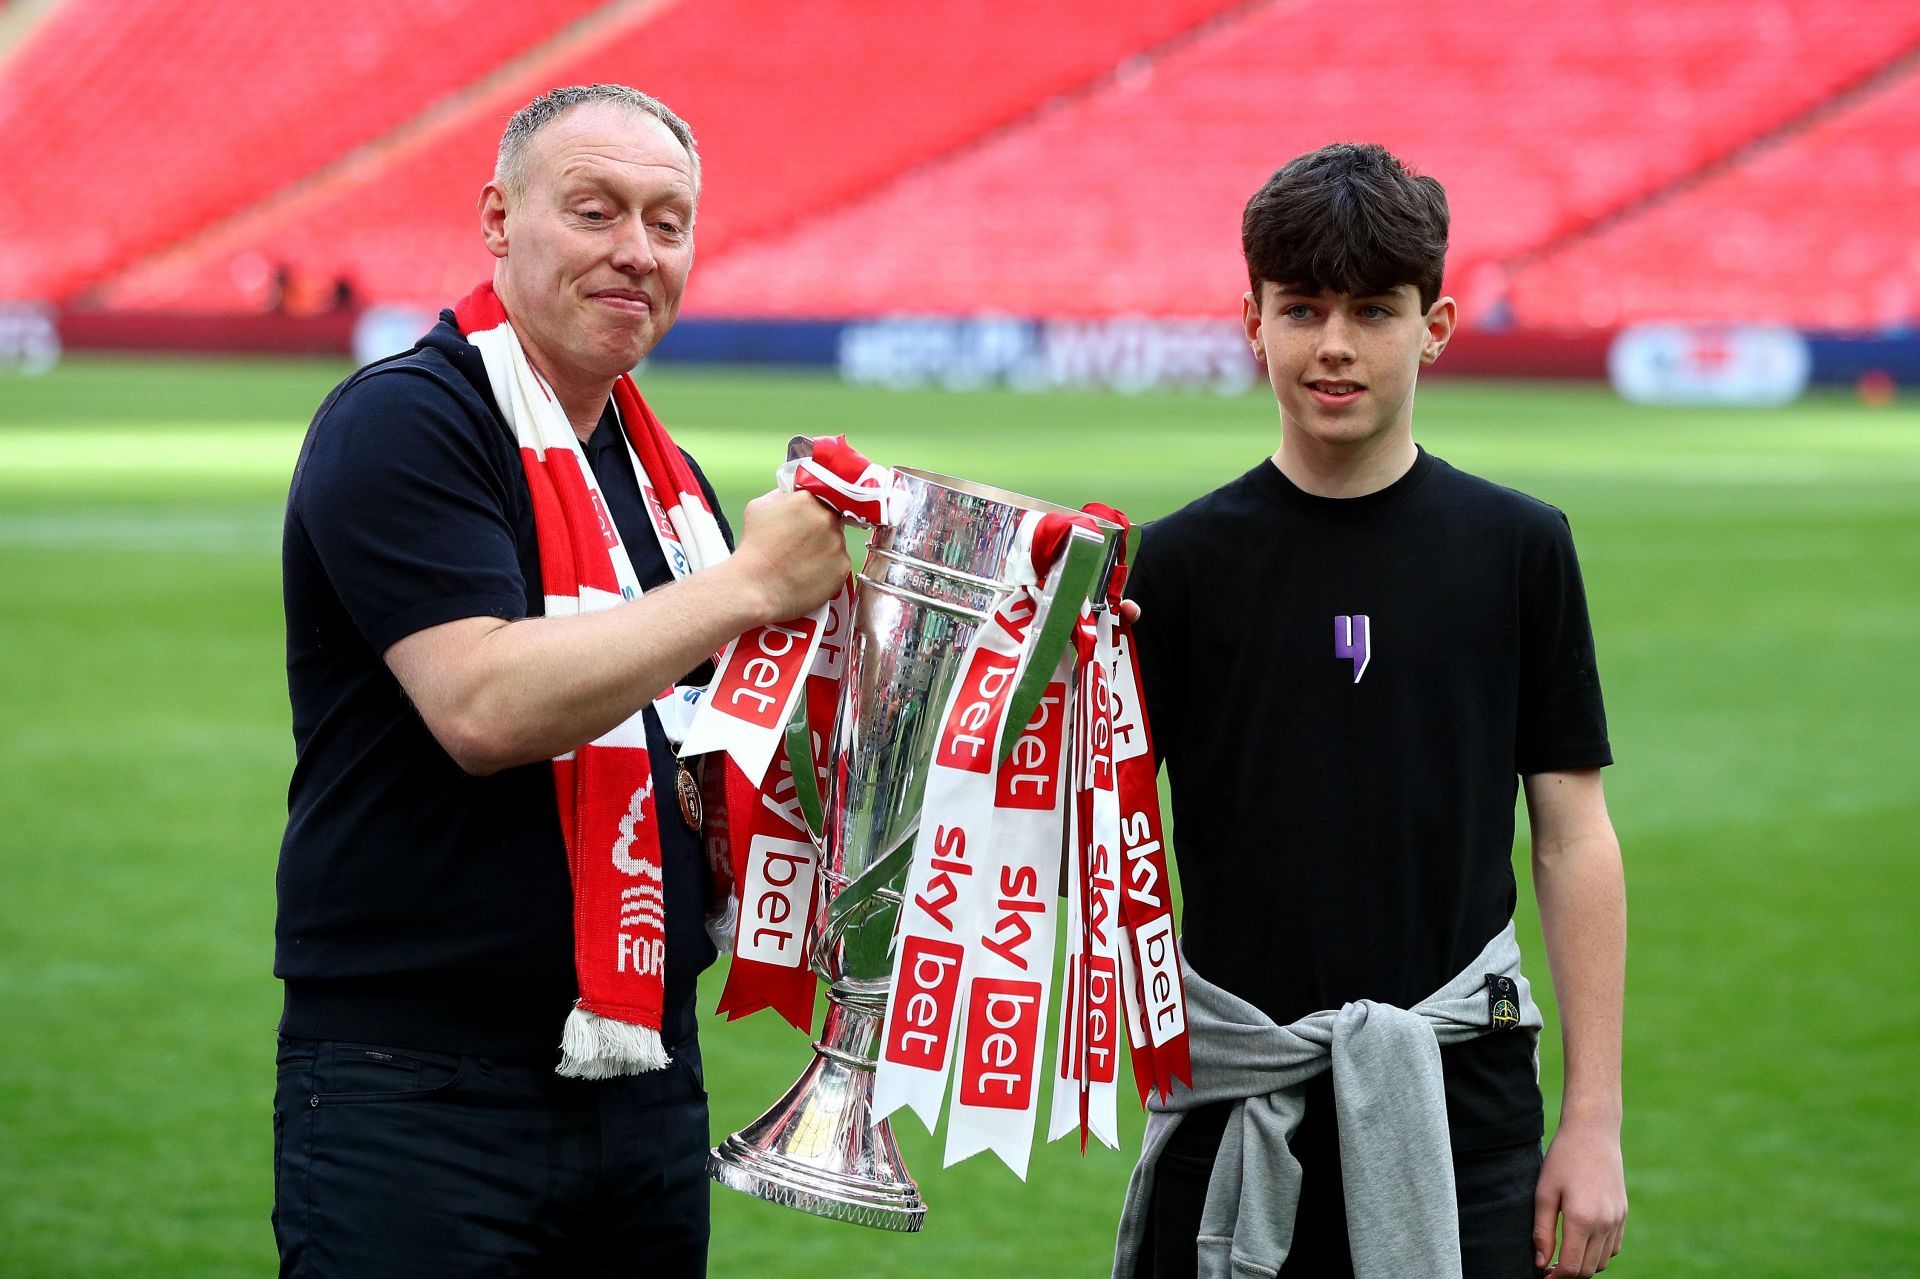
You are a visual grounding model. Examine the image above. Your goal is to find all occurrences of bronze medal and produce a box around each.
[675,760,703,832]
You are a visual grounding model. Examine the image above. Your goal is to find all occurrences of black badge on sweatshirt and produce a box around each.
[1485,974,1520,1031]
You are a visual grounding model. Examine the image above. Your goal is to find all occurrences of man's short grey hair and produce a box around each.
[494,84,700,201]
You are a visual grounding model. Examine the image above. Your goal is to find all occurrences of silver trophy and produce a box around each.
[708,453,1120,1231]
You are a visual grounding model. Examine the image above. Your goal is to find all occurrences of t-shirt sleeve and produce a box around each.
[1124,520,1187,766]
[1515,511,1613,774]
[290,370,527,654]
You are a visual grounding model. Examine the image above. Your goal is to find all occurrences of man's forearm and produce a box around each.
[389,558,776,774]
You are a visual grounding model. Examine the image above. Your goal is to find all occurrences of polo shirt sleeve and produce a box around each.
[1124,520,1187,767]
[1515,510,1613,774]
[290,368,528,655]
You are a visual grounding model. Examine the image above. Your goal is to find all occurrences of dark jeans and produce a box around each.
[273,1034,709,1278]
[1137,1090,1544,1279]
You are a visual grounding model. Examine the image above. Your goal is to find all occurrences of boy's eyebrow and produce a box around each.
[1268,285,1407,302]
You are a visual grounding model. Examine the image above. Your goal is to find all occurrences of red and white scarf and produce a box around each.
[454,282,729,1079]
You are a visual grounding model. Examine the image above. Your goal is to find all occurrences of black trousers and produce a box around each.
[1136,1084,1543,1279]
[273,1034,710,1278]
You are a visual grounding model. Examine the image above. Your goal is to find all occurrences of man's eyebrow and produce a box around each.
[556,170,617,195]
[557,165,693,207]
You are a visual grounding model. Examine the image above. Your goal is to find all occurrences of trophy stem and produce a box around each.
[708,985,927,1232]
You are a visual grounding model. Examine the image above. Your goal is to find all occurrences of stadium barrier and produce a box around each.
[28,307,1919,395]
[0,304,60,375]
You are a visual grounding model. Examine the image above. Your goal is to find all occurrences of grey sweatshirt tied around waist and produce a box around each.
[1110,921,1543,1279]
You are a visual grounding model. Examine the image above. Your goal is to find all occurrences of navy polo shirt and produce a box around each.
[277,314,729,1060]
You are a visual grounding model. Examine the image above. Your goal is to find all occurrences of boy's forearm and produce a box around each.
[1526,772,1627,1126]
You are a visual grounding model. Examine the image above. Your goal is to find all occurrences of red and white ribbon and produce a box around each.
[710,582,851,1030]
[680,438,891,782]
[872,509,1071,1132]
[874,572,1046,1131]
[1109,617,1191,1099]
[1080,501,1192,1103]
[1048,601,1125,1150]
[777,435,898,529]
[943,647,1073,1178]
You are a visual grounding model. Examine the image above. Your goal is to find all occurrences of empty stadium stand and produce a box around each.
[686,0,1920,322]
[1505,64,1920,331]
[4,0,1915,332]
[85,0,1249,311]
[0,0,619,301]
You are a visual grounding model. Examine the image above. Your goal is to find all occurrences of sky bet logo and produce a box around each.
[1335,615,1371,684]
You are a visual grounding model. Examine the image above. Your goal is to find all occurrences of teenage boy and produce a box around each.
[1112,143,1627,1279]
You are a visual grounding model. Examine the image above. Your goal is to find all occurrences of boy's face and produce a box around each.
[1242,282,1455,452]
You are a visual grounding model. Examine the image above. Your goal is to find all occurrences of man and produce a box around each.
[1113,143,1627,1278]
[273,84,848,1277]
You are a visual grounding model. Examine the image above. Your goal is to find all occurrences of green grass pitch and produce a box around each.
[1,356,1916,1276]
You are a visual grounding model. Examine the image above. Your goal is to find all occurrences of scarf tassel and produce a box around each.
[557,1004,670,1079]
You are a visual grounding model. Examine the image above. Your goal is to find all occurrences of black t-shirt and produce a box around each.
[277,315,731,1061]
[1126,447,1611,1148]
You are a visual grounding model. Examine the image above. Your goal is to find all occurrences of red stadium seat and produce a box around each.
[81,0,1247,311]
[1506,68,1920,331]
[7,0,1919,331]
[0,0,610,303]
[682,0,1920,324]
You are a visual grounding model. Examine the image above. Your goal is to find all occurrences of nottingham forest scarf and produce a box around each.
[454,282,729,1079]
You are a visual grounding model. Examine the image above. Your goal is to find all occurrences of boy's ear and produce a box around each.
[1421,296,1457,365]
[1243,289,1265,361]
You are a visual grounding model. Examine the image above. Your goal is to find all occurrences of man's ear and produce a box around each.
[1421,295,1457,365]
[1243,288,1265,362]
[479,182,510,260]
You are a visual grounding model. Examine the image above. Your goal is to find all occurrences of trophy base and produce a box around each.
[708,991,926,1233]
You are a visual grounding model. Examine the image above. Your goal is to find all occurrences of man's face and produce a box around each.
[1243,283,1454,450]
[481,104,696,386]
